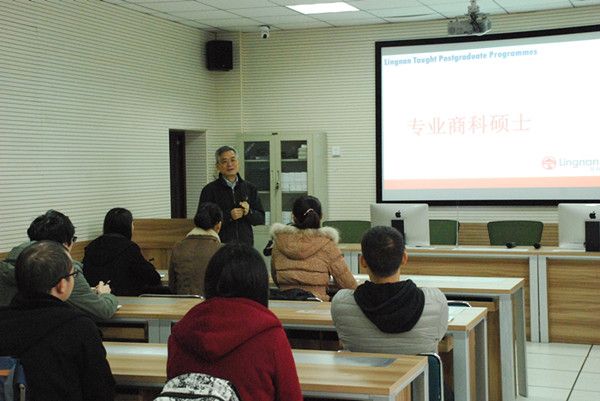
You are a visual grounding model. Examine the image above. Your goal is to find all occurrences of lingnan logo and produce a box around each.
[542,157,556,170]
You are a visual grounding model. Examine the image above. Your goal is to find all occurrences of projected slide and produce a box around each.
[377,26,600,203]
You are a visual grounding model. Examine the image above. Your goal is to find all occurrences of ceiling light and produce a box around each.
[287,2,359,15]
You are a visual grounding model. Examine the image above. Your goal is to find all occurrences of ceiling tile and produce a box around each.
[272,21,333,30]
[141,1,216,12]
[124,0,181,3]
[367,5,438,18]
[107,0,599,32]
[347,0,423,9]
[329,16,387,26]
[269,0,340,5]
[497,1,572,13]
[228,6,300,17]
[198,0,275,8]
[308,10,378,21]
[573,0,600,5]
[168,9,239,17]
[428,4,506,18]
[181,20,215,28]
[253,14,324,23]
[202,17,262,27]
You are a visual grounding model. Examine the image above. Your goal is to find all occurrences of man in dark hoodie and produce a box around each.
[331,225,448,355]
[0,241,115,401]
[0,210,118,320]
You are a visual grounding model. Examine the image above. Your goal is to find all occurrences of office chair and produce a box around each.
[419,352,445,401]
[447,300,471,307]
[487,220,543,246]
[322,220,371,243]
[0,356,27,401]
[429,220,460,245]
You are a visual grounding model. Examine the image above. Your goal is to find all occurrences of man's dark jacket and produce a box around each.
[0,293,115,401]
[198,174,265,245]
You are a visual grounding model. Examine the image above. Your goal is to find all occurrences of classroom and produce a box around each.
[2,1,600,401]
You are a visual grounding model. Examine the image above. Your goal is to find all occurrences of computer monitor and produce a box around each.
[370,203,430,247]
[558,203,600,249]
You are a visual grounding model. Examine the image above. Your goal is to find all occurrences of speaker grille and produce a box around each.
[206,40,233,71]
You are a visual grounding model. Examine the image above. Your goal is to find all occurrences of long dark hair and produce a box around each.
[292,195,322,229]
[103,208,133,240]
[204,243,269,307]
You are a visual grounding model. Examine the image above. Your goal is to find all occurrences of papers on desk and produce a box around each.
[296,309,331,315]
[269,301,321,310]
[292,351,395,367]
[104,344,167,356]
[448,307,466,323]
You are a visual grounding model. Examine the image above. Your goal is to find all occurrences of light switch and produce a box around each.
[332,146,341,157]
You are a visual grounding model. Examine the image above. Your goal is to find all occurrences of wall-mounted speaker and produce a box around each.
[206,40,232,71]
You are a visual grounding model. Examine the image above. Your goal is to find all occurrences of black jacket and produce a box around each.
[0,293,115,401]
[82,233,161,296]
[198,174,265,245]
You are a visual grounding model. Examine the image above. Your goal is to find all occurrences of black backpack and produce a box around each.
[269,288,321,301]
[0,357,26,401]
[154,373,242,401]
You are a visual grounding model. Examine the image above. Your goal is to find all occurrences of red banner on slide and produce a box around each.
[384,176,600,190]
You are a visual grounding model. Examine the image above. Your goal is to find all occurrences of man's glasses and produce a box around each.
[56,270,79,285]
[72,236,77,243]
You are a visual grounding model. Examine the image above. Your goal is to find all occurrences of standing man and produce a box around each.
[199,146,265,245]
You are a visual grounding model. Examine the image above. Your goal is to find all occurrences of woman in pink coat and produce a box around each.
[270,195,357,301]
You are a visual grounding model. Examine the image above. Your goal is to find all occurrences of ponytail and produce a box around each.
[292,196,322,229]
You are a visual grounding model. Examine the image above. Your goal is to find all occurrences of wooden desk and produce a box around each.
[537,248,600,344]
[106,299,486,401]
[105,342,429,401]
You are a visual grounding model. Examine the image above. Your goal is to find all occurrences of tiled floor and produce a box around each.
[518,342,600,401]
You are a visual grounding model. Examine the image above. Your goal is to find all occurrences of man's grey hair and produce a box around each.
[215,146,237,163]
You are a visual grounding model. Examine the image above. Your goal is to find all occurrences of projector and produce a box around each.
[448,15,491,35]
[448,0,491,36]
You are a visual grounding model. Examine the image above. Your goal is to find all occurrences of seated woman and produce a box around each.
[169,202,222,296]
[83,208,163,296]
[270,195,357,301]
[167,243,303,401]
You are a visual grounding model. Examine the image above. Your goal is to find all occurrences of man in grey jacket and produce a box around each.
[0,210,118,320]
[331,225,448,355]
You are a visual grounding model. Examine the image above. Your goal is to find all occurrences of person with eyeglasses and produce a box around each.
[0,241,115,401]
[198,146,265,245]
[0,210,118,320]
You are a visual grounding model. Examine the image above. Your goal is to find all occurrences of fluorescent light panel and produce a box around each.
[287,2,358,14]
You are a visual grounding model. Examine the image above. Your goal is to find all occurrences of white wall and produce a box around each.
[234,6,600,223]
[0,1,219,249]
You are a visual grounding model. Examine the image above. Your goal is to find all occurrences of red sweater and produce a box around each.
[167,297,303,401]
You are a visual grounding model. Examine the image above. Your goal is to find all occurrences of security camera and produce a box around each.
[260,25,270,39]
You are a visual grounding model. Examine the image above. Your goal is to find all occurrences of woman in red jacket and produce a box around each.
[167,243,303,401]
